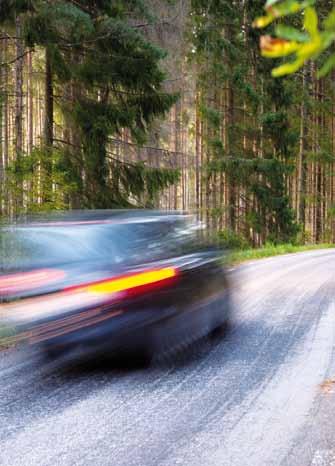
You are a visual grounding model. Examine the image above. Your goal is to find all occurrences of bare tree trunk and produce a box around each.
[15,17,24,212]
[44,47,53,148]
[174,100,181,210]
[26,49,34,208]
[3,36,9,215]
[41,46,54,204]
[297,66,308,234]
[0,35,3,214]
[315,76,322,243]
[195,90,200,215]
[15,18,24,156]
[331,70,335,242]
[227,80,235,231]
[28,50,34,154]
[63,79,83,209]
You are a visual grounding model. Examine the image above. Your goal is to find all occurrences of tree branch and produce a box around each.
[0,50,30,68]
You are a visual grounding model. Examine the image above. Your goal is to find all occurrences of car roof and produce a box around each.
[2,210,193,229]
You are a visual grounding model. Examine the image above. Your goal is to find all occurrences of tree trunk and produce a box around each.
[0,34,3,214]
[28,50,34,154]
[44,47,53,148]
[297,66,308,234]
[15,17,24,212]
[195,90,201,215]
[41,46,54,204]
[15,18,24,156]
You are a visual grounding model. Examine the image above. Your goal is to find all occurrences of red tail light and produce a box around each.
[69,267,179,297]
[0,267,179,325]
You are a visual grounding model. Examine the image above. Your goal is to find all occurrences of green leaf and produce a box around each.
[275,24,309,42]
[317,54,335,77]
[265,0,315,9]
[321,30,335,49]
[253,15,275,29]
[272,57,305,76]
[304,7,318,38]
[273,0,315,17]
[261,36,300,58]
[296,39,321,60]
[299,0,316,8]
[265,0,281,8]
[324,9,335,30]
[255,0,316,29]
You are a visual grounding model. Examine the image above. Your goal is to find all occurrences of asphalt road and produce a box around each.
[1,249,335,466]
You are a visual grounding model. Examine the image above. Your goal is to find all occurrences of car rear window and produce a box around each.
[0,227,107,271]
[96,218,203,263]
[0,217,203,271]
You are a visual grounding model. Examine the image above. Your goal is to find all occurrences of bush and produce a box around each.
[218,230,251,250]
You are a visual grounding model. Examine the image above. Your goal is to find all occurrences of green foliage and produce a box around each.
[189,0,299,245]
[105,162,179,208]
[199,105,221,128]
[218,229,251,250]
[4,148,79,213]
[0,324,17,349]
[229,242,334,264]
[255,1,335,77]
[1,0,178,210]
[3,147,179,213]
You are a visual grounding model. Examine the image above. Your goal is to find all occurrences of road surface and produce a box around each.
[1,249,335,466]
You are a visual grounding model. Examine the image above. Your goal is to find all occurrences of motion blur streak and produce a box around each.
[0,269,66,295]
[0,290,110,323]
[28,309,123,344]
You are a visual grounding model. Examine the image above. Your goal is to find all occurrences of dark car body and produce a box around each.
[0,211,230,361]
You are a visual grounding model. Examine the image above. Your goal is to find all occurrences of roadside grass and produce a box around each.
[0,325,17,350]
[228,243,334,265]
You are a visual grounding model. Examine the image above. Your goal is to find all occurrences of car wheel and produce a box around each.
[116,345,154,369]
[42,343,68,360]
[209,319,230,340]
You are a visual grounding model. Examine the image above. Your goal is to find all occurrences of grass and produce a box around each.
[0,325,17,350]
[228,243,335,265]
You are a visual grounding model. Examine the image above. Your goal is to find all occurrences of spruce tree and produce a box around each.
[0,0,178,208]
[189,0,298,244]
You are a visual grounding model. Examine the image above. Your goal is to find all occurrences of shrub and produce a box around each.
[218,230,251,250]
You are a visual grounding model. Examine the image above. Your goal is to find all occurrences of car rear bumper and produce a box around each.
[31,290,230,358]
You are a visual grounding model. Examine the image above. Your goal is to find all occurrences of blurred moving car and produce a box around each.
[0,211,230,363]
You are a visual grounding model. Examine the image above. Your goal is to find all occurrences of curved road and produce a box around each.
[1,250,335,466]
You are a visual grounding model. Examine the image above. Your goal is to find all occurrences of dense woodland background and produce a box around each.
[0,0,335,247]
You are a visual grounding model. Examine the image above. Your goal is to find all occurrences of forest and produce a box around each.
[0,0,335,248]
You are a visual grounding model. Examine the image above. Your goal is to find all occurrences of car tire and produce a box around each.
[42,342,68,360]
[116,345,153,369]
[209,319,230,340]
